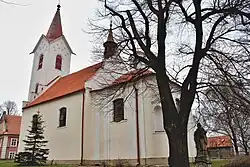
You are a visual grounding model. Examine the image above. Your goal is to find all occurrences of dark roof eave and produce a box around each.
[208,146,233,149]
[90,73,155,93]
[0,133,19,136]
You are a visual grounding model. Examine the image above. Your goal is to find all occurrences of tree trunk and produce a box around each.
[232,137,239,156]
[167,127,190,167]
[244,144,249,155]
[231,131,239,156]
[156,70,191,167]
[228,119,239,156]
[237,119,249,155]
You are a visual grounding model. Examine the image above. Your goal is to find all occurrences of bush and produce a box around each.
[15,152,35,166]
[223,155,250,167]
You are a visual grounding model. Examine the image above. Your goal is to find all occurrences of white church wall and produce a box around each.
[85,75,196,164]
[139,77,170,159]
[28,36,72,102]
[44,37,72,80]
[28,36,49,101]
[87,85,138,161]
[82,88,97,160]
[85,58,128,90]
[19,92,83,161]
[139,76,196,160]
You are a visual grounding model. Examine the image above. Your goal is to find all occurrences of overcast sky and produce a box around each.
[0,0,102,112]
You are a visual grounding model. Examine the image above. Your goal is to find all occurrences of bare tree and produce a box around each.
[0,0,29,6]
[0,100,19,116]
[199,82,250,156]
[90,0,250,166]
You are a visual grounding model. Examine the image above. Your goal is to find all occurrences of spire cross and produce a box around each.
[110,19,112,30]
[57,0,61,10]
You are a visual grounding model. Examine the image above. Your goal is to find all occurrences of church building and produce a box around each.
[18,5,196,166]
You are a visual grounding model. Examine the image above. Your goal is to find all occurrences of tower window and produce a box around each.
[38,54,43,70]
[35,83,39,94]
[113,98,124,122]
[55,55,62,70]
[59,107,67,127]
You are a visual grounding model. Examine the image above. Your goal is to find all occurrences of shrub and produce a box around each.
[223,155,250,167]
[15,152,34,166]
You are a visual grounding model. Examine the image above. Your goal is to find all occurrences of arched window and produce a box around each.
[154,105,164,132]
[113,98,124,122]
[32,114,39,131]
[38,54,43,70]
[59,107,67,127]
[55,55,62,70]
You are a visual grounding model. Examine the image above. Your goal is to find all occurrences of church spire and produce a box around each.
[103,21,117,59]
[107,21,114,42]
[46,4,63,41]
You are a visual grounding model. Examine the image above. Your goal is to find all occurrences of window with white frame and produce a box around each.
[10,138,17,147]
[59,107,67,127]
[154,105,164,132]
[8,152,15,159]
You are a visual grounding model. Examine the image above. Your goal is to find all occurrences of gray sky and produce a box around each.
[0,0,101,112]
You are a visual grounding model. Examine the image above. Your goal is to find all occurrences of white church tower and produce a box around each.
[28,4,74,102]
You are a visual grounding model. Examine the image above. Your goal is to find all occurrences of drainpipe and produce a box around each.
[80,89,86,166]
[134,85,141,165]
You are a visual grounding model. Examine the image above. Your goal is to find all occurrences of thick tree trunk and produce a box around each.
[167,127,190,167]
[156,72,191,167]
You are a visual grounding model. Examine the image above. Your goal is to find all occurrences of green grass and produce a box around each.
[0,160,229,167]
[190,159,229,167]
[0,160,77,167]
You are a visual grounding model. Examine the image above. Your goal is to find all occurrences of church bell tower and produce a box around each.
[27,4,75,102]
[103,23,117,59]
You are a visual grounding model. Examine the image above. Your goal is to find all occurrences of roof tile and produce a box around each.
[24,62,102,108]
[112,69,153,85]
[207,136,232,148]
[0,115,21,135]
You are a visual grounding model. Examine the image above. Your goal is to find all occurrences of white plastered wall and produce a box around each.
[19,92,83,161]
[84,75,196,162]
[28,36,72,101]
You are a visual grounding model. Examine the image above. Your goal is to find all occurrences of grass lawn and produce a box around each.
[0,160,78,167]
[0,160,229,167]
[190,159,229,167]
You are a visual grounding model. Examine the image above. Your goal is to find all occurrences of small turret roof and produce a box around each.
[106,22,115,42]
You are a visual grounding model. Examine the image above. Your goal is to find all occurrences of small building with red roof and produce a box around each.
[18,4,197,166]
[207,135,234,159]
[0,115,21,159]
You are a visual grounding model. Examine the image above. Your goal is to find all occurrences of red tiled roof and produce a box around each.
[207,136,233,148]
[24,62,102,109]
[112,69,153,85]
[0,115,21,135]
